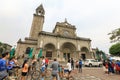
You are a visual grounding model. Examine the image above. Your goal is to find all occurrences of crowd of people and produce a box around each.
[2,51,120,80]
[50,57,83,80]
[0,51,83,80]
[103,59,120,74]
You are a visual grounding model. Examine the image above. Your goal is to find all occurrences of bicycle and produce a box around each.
[26,63,40,80]
[2,66,21,80]
[38,67,51,79]
[61,68,75,80]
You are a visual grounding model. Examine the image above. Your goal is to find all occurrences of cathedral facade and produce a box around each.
[16,4,92,61]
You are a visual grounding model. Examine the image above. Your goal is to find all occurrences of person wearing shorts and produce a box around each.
[21,59,29,80]
[51,58,60,80]
[67,60,72,79]
[21,72,27,76]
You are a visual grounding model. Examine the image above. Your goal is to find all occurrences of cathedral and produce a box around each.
[16,4,92,61]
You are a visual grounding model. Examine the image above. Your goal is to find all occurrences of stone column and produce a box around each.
[57,42,60,58]
[79,51,82,59]
[56,49,60,61]
[40,40,43,48]
[78,44,80,51]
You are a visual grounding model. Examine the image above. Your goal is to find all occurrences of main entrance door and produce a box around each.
[63,53,70,60]
[44,43,55,60]
[46,51,52,59]
[81,54,86,60]
[61,42,76,61]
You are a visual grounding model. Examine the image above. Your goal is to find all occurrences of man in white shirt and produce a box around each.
[66,60,72,79]
[67,60,72,74]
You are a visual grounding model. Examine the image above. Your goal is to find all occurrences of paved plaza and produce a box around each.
[71,67,120,80]
[8,59,118,80]
[9,59,120,80]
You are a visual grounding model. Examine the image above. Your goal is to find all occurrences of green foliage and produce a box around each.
[0,48,3,54]
[0,42,8,53]
[108,28,120,43]
[0,42,2,46]
[109,43,120,56]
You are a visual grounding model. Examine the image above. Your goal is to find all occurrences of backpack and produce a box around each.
[7,61,15,70]
[79,61,82,65]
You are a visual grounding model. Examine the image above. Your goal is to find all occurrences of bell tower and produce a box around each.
[29,4,45,39]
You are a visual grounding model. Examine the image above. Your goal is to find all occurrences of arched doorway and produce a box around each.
[61,42,76,60]
[81,47,89,60]
[44,43,55,59]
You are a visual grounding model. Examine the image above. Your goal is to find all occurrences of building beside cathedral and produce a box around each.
[16,4,92,61]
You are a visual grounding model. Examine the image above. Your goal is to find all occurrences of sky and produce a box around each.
[0,0,120,54]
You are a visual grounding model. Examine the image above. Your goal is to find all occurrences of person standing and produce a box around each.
[31,55,37,70]
[21,59,29,80]
[7,57,16,76]
[41,56,46,80]
[0,52,10,80]
[45,57,49,69]
[66,60,72,79]
[71,58,74,70]
[78,59,82,73]
[103,60,107,74]
[51,58,60,80]
[58,65,62,79]
[108,60,114,74]
[75,60,79,69]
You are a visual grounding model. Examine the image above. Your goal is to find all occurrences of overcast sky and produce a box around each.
[0,0,120,53]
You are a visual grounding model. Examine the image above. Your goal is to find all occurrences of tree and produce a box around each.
[109,43,120,56]
[0,42,3,58]
[0,48,3,54]
[0,42,2,46]
[108,28,120,43]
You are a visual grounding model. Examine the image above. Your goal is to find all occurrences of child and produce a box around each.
[58,65,62,79]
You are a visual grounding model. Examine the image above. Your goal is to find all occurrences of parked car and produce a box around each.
[84,59,102,67]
